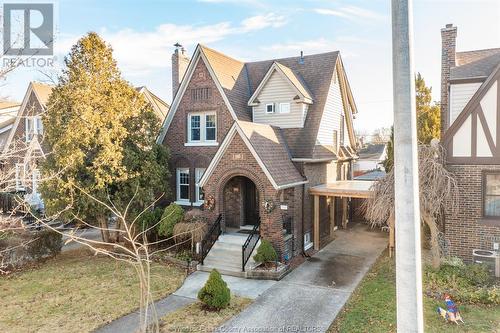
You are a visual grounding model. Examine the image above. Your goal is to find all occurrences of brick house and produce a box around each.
[158,44,359,270]
[2,82,169,209]
[440,24,500,261]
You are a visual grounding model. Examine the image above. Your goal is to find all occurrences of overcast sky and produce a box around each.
[2,0,500,133]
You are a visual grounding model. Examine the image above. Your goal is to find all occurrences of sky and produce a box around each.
[2,0,500,133]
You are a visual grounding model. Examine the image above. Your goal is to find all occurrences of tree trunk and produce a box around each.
[388,211,395,257]
[423,213,441,268]
[98,215,111,243]
[114,219,121,243]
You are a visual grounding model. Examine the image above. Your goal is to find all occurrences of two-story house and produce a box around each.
[3,82,169,210]
[158,44,359,271]
[440,24,500,262]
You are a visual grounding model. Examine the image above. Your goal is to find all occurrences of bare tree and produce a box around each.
[364,143,458,267]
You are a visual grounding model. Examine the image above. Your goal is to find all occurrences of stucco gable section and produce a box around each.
[443,63,500,164]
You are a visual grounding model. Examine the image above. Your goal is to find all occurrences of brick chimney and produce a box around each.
[171,43,190,98]
[440,24,457,135]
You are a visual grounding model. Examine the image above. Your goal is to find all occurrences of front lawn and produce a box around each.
[329,252,500,333]
[0,248,185,333]
[160,297,252,332]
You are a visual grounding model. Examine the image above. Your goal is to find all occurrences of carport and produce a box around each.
[309,180,374,250]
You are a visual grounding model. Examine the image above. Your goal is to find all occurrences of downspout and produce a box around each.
[301,182,311,258]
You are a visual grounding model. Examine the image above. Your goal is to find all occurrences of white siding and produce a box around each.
[480,81,497,144]
[450,82,482,125]
[316,70,347,146]
[252,70,305,128]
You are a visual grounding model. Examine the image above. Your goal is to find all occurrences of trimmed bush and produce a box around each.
[253,239,278,263]
[137,207,163,232]
[157,203,184,237]
[197,269,231,310]
[27,230,63,258]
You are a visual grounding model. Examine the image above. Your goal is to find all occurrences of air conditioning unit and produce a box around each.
[472,249,500,278]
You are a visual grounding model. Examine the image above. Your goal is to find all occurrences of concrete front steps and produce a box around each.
[198,233,260,278]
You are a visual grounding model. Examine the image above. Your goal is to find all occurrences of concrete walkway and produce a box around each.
[94,271,276,332]
[219,222,388,333]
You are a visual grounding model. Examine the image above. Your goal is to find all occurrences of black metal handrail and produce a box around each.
[200,214,222,265]
[242,218,261,272]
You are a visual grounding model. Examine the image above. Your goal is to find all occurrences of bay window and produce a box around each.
[187,112,217,145]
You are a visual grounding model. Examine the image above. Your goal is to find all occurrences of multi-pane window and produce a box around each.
[195,168,206,203]
[266,103,275,114]
[483,172,500,217]
[205,115,216,141]
[190,115,201,141]
[188,112,216,143]
[176,168,190,202]
[191,88,211,101]
[15,163,25,191]
[25,116,43,142]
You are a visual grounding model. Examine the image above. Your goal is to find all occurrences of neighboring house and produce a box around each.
[0,101,20,151]
[353,143,387,176]
[158,44,358,267]
[2,82,169,209]
[440,24,500,261]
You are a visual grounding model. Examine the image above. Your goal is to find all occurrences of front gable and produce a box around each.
[443,64,500,164]
[157,45,238,144]
[161,54,236,154]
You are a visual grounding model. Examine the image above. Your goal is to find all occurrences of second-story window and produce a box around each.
[187,112,217,144]
[25,116,43,142]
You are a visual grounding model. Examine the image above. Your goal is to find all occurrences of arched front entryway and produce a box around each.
[223,176,260,231]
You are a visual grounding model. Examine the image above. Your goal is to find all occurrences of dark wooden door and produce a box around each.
[243,179,259,225]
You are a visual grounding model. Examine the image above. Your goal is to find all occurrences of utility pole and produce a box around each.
[391,0,424,332]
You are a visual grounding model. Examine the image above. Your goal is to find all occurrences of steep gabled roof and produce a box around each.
[158,45,358,159]
[31,82,53,106]
[451,48,500,81]
[248,61,313,106]
[199,121,306,190]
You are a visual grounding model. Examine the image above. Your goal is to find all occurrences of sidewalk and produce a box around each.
[94,271,276,333]
[219,223,388,332]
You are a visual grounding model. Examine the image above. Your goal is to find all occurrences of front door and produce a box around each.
[243,178,259,226]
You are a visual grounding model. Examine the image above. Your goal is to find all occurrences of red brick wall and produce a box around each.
[162,59,235,203]
[440,25,457,135]
[445,164,500,262]
[203,133,296,259]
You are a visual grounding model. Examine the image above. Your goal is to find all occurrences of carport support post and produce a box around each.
[314,195,320,250]
[392,0,424,332]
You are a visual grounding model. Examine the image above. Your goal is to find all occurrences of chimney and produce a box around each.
[440,23,457,135]
[172,43,190,98]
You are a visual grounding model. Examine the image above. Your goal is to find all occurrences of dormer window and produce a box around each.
[266,103,275,114]
[279,103,290,114]
[25,116,43,142]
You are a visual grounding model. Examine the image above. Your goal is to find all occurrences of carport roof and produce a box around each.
[309,180,374,198]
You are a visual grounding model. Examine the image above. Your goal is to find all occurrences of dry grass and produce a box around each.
[0,248,185,333]
[160,297,252,332]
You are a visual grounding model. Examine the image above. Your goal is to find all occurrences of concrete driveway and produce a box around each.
[220,222,388,332]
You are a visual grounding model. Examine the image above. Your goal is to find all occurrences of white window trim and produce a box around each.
[279,102,290,114]
[195,168,206,205]
[25,116,43,142]
[32,169,40,194]
[304,232,313,251]
[187,112,217,144]
[176,168,190,202]
[265,103,275,114]
[15,163,25,191]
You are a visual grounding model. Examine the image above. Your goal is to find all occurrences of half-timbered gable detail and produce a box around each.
[443,65,500,163]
